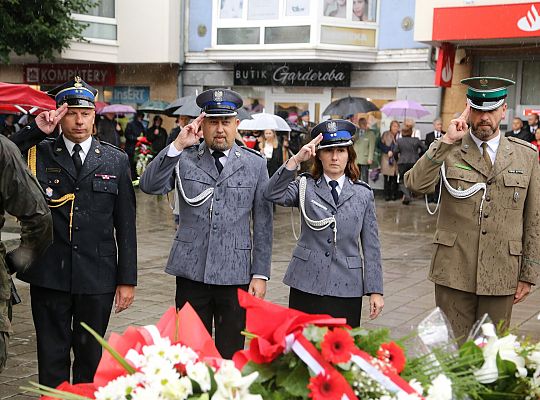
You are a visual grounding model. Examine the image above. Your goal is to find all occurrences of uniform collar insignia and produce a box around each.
[198,143,205,157]
[235,150,241,157]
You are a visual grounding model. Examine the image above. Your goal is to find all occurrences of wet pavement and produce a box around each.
[1,191,539,399]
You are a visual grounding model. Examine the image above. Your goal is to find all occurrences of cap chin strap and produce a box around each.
[439,161,486,225]
[298,176,337,243]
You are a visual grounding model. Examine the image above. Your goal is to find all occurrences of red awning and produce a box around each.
[0,82,55,114]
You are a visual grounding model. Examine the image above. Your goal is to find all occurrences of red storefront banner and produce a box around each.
[433,2,540,41]
[434,43,456,88]
[524,109,540,116]
[23,64,116,86]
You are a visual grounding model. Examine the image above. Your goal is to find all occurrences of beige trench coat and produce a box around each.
[405,134,540,295]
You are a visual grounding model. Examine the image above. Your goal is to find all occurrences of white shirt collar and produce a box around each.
[324,174,346,191]
[63,135,92,156]
[469,130,501,154]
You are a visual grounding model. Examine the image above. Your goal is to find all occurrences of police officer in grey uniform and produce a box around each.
[264,120,384,327]
[10,77,137,387]
[140,89,273,358]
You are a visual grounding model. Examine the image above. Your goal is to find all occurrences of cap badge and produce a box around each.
[213,90,224,102]
[480,78,488,87]
[74,76,83,88]
[326,121,338,136]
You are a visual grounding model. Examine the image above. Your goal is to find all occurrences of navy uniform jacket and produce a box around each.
[11,125,137,294]
[139,142,273,285]
[264,165,383,297]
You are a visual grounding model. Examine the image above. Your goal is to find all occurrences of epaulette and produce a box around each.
[100,140,126,154]
[507,136,538,151]
[295,171,313,181]
[352,179,372,191]
[239,146,264,158]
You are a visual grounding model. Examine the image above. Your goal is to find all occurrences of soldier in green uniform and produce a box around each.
[353,117,376,183]
[405,77,540,342]
[0,135,53,372]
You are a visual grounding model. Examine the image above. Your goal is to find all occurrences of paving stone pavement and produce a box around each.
[1,191,539,398]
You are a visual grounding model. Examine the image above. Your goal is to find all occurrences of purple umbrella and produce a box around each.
[380,100,430,120]
[99,104,137,115]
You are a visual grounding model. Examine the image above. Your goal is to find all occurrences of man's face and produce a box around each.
[202,116,239,151]
[469,104,506,141]
[60,107,95,143]
[528,114,539,127]
[512,118,523,131]
[433,120,443,131]
[179,116,191,127]
[358,119,368,129]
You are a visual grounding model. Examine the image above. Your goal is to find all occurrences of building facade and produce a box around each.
[184,0,440,135]
[415,0,540,129]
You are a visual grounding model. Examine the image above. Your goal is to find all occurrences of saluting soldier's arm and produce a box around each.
[0,138,53,273]
[263,164,300,207]
[9,123,49,153]
[404,140,453,194]
[139,145,180,195]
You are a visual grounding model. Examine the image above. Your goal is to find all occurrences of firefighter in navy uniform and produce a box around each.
[10,77,137,388]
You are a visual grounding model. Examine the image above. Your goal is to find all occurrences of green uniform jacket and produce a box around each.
[404,133,540,296]
[353,130,376,165]
[0,136,52,332]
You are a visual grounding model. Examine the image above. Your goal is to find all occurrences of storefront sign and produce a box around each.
[434,43,455,88]
[111,86,150,105]
[320,26,376,47]
[234,63,350,87]
[24,64,116,86]
[433,3,540,41]
[524,109,540,116]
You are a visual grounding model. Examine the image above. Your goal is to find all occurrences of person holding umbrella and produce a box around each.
[264,119,384,327]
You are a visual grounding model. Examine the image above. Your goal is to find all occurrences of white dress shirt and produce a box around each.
[324,174,346,196]
[469,131,501,165]
[63,135,92,163]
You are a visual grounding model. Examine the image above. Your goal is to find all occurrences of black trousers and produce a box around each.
[175,277,248,359]
[30,285,114,388]
[289,288,363,328]
[383,175,398,200]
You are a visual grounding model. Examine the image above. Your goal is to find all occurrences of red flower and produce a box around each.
[377,341,406,374]
[321,328,355,364]
[308,370,348,400]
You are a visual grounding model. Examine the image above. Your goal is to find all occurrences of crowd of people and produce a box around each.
[0,75,538,392]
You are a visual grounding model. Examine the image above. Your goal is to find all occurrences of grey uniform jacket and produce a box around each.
[264,165,383,297]
[139,142,273,285]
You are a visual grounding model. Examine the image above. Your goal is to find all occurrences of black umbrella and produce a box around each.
[165,95,197,116]
[322,96,379,117]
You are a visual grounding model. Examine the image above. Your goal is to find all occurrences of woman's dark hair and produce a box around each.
[389,120,400,131]
[153,115,163,124]
[310,146,360,181]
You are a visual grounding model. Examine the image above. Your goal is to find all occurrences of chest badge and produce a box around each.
[45,187,53,197]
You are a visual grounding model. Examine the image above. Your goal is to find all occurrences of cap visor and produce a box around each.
[204,111,238,117]
[317,140,353,150]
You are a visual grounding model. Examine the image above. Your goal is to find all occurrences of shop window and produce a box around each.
[217,28,260,45]
[285,0,310,16]
[81,22,117,41]
[248,0,279,19]
[265,26,310,44]
[479,60,518,109]
[86,0,115,18]
[322,0,377,22]
[521,61,540,105]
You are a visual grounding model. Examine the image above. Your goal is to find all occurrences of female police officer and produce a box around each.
[264,119,384,326]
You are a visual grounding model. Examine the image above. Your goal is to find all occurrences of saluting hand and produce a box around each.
[35,103,68,135]
[285,134,323,170]
[442,105,470,144]
[173,112,205,151]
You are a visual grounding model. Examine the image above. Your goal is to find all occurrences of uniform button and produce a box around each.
[104,187,108,191]
[215,198,220,201]
[483,213,489,218]
[487,179,493,185]
[73,245,79,250]
[74,226,80,231]
[213,224,217,229]
[330,223,335,229]
[327,238,332,244]
[74,206,79,211]
[75,187,80,191]
[215,211,220,215]
[217,183,221,187]
[325,251,330,257]
[331,211,336,215]
[482,229,487,235]
[485,196,491,202]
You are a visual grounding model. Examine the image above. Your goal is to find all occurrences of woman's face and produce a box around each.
[318,147,349,177]
[353,0,366,19]
[390,122,399,134]
[264,130,275,141]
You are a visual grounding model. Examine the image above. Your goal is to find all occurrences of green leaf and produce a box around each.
[459,341,484,369]
[276,362,310,398]
[243,361,276,383]
[188,394,210,400]
[80,322,136,374]
[21,382,92,400]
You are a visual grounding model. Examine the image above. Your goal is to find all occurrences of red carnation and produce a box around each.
[308,370,348,400]
[321,328,355,364]
[377,341,406,374]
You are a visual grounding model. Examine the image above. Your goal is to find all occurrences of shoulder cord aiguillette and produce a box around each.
[298,176,337,243]
[174,162,216,222]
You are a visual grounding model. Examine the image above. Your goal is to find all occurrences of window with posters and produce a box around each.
[213,0,378,48]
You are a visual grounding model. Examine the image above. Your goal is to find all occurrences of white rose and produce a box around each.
[186,362,212,392]
[426,374,452,400]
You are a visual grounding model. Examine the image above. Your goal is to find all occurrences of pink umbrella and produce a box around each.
[381,100,430,120]
[99,104,136,115]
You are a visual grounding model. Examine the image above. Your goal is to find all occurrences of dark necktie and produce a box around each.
[212,151,225,174]
[72,144,83,175]
[481,142,492,170]
[329,180,339,205]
